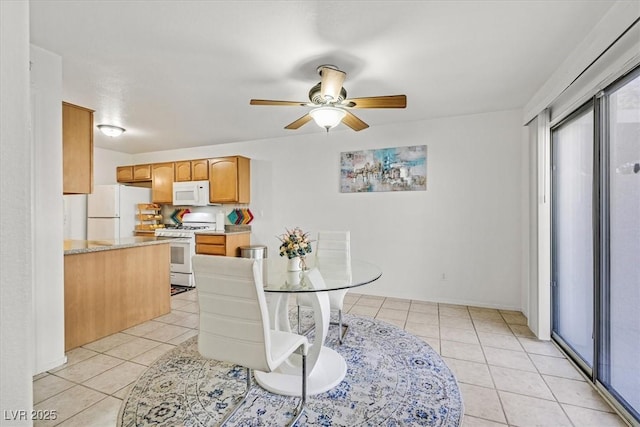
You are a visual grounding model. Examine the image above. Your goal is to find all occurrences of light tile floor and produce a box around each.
[32,291,629,426]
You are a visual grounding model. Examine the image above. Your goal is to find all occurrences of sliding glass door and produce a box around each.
[551,105,594,370]
[599,70,640,420]
[551,67,640,423]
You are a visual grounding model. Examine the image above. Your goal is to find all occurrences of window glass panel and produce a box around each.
[552,108,594,366]
[605,72,640,416]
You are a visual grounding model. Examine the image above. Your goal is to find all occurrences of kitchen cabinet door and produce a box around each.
[192,159,209,181]
[174,161,192,182]
[133,164,152,181]
[62,102,94,194]
[117,166,134,183]
[152,162,174,204]
[195,233,250,256]
[209,156,250,203]
[175,159,208,182]
[117,164,153,184]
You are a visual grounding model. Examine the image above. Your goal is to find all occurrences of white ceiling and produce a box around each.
[30,1,615,154]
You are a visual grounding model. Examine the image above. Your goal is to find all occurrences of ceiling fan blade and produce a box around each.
[284,113,313,130]
[342,111,369,131]
[250,99,309,106]
[320,67,346,102]
[344,95,407,109]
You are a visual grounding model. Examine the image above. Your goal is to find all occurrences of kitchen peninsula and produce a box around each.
[64,237,171,351]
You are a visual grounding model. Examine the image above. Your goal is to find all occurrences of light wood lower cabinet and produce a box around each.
[64,243,171,351]
[195,233,250,257]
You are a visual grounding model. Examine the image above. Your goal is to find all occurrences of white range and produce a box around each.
[155,212,217,287]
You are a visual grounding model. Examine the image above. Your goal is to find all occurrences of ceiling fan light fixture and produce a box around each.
[97,124,126,137]
[309,106,346,131]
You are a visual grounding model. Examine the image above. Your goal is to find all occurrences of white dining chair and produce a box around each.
[192,255,309,426]
[297,230,352,344]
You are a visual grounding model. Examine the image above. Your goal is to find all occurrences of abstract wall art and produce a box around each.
[340,145,427,193]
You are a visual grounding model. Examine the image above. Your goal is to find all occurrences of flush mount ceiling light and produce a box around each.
[309,106,347,132]
[97,124,126,137]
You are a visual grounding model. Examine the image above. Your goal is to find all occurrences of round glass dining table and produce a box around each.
[254,258,382,396]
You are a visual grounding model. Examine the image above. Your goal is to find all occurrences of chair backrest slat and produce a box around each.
[315,231,352,284]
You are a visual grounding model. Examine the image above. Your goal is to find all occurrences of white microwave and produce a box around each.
[172,180,210,206]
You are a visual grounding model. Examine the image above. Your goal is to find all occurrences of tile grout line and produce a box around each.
[49,395,112,427]
[537,341,629,419]
[517,323,622,420]
[474,313,563,425]
[468,306,512,426]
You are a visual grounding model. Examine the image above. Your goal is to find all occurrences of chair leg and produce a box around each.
[329,309,349,344]
[288,349,307,427]
[220,367,252,426]
[297,305,301,335]
[338,309,343,344]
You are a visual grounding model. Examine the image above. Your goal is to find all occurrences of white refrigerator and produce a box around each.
[87,184,152,240]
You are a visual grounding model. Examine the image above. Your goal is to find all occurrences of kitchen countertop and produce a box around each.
[64,236,176,255]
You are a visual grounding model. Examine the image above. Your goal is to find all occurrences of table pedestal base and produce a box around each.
[254,347,346,396]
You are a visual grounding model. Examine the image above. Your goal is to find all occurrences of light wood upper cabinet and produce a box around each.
[192,159,209,181]
[134,164,152,181]
[116,156,249,204]
[62,102,94,194]
[174,161,192,182]
[152,162,174,204]
[117,166,134,182]
[209,156,250,204]
[175,159,209,182]
[117,164,152,184]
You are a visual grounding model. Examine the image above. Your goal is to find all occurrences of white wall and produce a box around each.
[124,109,524,309]
[31,45,66,373]
[1,0,34,421]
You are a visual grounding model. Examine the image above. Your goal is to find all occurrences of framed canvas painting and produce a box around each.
[340,145,427,193]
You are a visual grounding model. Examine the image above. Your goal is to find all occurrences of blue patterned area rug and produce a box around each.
[118,314,463,426]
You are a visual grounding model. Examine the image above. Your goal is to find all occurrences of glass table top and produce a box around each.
[262,258,382,293]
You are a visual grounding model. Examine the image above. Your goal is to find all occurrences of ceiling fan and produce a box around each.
[250,65,406,132]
